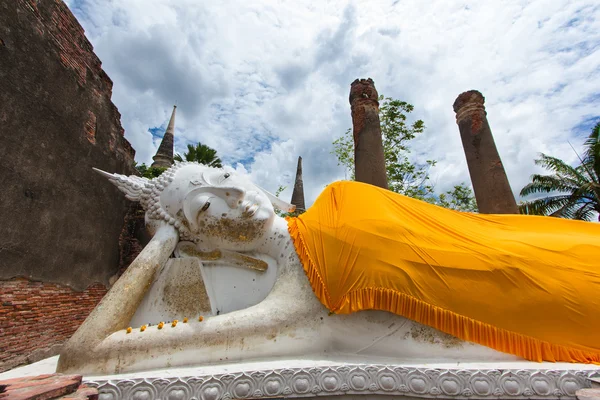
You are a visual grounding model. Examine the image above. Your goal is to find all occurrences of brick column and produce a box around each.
[349,78,388,189]
[453,90,518,214]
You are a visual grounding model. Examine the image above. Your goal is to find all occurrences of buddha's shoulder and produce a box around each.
[319,181,399,204]
[309,181,393,215]
[322,180,383,193]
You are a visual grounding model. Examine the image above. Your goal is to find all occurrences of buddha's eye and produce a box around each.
[224,173,231,179]
[201,201,211,211]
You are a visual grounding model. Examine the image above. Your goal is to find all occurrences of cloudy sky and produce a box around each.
[65,0,599,206]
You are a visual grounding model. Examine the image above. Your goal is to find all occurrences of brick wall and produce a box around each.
[0,279,107,372]
[0,0,139,371]
[0,0,137,289]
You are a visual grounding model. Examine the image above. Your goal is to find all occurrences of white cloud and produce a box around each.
[67,0,600,205]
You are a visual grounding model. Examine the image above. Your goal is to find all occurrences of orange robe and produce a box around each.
[287,181,600,363]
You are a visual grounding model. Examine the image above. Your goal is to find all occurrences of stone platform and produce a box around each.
[2,357,598,399]
[84,360,599,400]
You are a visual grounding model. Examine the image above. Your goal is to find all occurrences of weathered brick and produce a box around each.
[0,280,107,372]
[1,0,139,371]
[57,384,99,400]
[0,374,82,400]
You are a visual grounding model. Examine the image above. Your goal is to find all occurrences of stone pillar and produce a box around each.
[453,90,518,214]
[290,156,306,211]
[349,78,388,189]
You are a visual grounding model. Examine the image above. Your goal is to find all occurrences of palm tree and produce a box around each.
[174,142,222,168]
[519,122,600,221]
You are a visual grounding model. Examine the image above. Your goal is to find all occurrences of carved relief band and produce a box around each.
[87,364,596,400]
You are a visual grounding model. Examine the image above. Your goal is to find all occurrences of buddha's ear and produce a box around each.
[182,188,213,233]
[255,184,296,213]
[92,168,150,202]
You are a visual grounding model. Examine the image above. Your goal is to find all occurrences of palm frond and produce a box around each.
[567,140,599,186]
[534,154,588,185]
[519,195,572,216]
[177,142,223,168]
[581,122,600,189]
[571,182,598,201]
[583,122,600,169]
[519,174,579,197]
[561,201,596,221]
[521,125,600,221]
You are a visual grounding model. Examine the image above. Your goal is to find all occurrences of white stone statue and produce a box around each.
[56,162,529,376]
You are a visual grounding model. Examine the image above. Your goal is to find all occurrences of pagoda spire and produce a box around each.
[151,105,177,168]
[290,156,306,212]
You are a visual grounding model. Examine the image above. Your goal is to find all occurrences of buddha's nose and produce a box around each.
[220,187,246,209]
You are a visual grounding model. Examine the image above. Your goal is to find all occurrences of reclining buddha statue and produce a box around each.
[57,162,600,376]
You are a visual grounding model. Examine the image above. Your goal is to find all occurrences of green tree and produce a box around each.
[274,185,304,218]
[437,184,478,212]
[174,142,222,168]
[134,142,222,179]
[135,162,167,179]
[332,95,477,212]
[519,122,600,221]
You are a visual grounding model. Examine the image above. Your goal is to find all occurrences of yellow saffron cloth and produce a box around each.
[286,181,600,364]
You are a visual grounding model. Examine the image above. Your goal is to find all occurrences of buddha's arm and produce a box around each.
[57,223,179,372]
[92,286,327,374]
[57,248,330,375]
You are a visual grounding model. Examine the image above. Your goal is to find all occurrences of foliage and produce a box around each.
[135,163,167,179]
[134,142,222,178]
[274,185,305,218]
[274,185,286,198]
[332,95,477,212]
[519,122,600,221]
[435,184,479,212]
[174,142,223,168]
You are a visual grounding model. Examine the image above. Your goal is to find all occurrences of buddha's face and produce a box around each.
[160,164,276,251]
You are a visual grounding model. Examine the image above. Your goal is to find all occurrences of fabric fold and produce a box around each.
[286,181,600,364]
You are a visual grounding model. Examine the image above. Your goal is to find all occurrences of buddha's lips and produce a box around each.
[241,201,259,218]
[240,192,261,218]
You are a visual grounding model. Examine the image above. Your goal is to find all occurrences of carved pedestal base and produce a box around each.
[85,361,599,400]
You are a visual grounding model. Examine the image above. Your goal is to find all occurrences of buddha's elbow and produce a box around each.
[56,348,81,374]
[56,340,98,374]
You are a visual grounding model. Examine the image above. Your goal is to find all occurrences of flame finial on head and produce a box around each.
[92,168,150,202]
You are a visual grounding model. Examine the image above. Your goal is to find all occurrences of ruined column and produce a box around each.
[349,78,388,189]
[290,156,306,211]
[453,90,518,214]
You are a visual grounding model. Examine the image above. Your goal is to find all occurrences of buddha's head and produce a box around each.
[95,162,295,251]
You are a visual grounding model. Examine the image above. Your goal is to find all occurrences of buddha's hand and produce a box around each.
[174,241,268,272]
